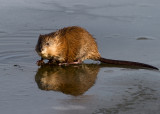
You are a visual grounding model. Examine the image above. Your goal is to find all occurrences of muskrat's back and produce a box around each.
[35,26,101,63]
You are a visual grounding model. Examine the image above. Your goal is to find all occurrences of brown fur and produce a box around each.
[36,26,100,63]
[35,26,158,70]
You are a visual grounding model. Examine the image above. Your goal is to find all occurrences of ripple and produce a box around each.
[52,105,86,110]
[0,49,35,64]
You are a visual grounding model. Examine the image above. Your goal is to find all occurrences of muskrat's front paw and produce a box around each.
[36,60,45,66]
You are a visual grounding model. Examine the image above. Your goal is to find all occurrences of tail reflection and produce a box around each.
[35,64,100,96]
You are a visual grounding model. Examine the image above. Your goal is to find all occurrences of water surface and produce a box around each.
[0,0,160,114]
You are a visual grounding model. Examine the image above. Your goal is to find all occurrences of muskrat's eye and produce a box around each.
[46,43,50,46]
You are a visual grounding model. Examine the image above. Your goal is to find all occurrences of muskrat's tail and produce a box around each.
[99,57,159,70]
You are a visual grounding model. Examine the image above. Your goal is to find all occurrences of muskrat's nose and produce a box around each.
[40,48,44,52]
[40,48,47,54]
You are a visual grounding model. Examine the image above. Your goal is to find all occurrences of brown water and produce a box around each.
[0,0,160,114]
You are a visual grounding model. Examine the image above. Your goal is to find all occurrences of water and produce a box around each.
[0,0,160,114]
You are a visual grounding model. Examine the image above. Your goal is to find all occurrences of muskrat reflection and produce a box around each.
[35,64,100,96]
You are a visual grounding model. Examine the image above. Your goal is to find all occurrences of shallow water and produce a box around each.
[0,0,160,114]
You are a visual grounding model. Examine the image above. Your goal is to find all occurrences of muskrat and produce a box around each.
[35,26,158,70]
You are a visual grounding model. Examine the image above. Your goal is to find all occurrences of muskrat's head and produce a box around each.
[35,33,60,59]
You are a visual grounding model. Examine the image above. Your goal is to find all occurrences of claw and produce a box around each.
[58,63,69,66]
[58,60,82,66]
